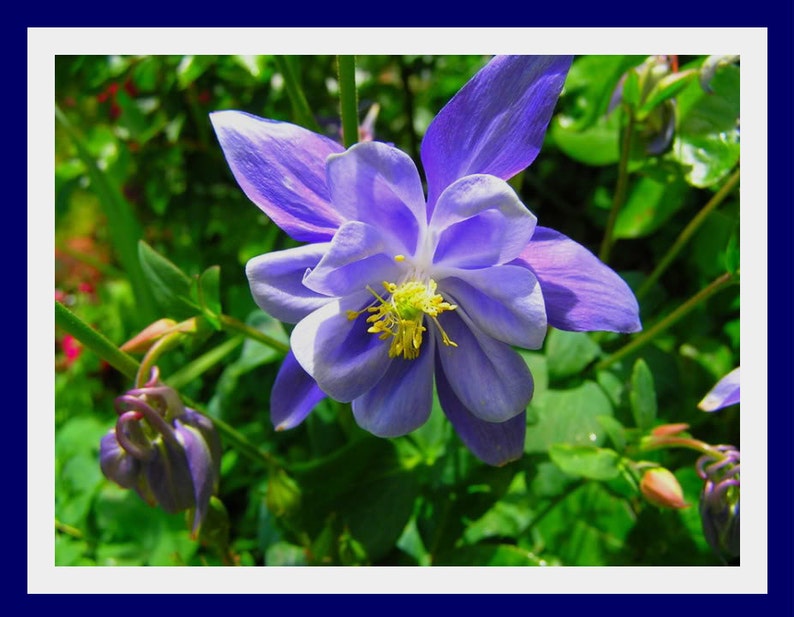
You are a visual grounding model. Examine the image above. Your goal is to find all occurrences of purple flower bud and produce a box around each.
[99,429,141,489]
[697,446,740,561]
[99,371,221,535]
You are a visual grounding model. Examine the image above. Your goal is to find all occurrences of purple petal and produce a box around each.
[99,430,141,489]
[352,336,435,437]
[290,293,392,402]
[436,364,526,466]
[434,308,533,422]
[210,110,344,242]
[698,367,740,412]
[430,175,537,268]
[271,350,326,430]
[326,141,426,254]
[145,440,195,514]
[438,265,547,350]
[513,226,642,333]
[302,221,403,297]
[246,243,333,324]
[173,420,216,535]
[422,55,573,210]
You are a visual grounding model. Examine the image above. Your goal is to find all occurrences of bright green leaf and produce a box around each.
[525,380,614,454]
[630,359,657,430]
[549,444,622,480]
[546,329,601,381]
[597,415,627,452]
[550,112,620,166]
[614,175,689,239]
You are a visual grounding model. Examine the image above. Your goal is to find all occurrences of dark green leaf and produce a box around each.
[436,544,546,566]
[196,265,222,330]
[138,240,200,319]
[288,437,420,562]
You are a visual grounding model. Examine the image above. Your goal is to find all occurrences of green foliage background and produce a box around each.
[55,55,739,566]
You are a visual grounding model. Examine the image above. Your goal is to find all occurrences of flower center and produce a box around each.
[347,273,458,360]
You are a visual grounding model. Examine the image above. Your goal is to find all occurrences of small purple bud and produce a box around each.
[99,370,222,535]
[697,446,740,561]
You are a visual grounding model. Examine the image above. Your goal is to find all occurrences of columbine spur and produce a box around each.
[210,55,641,466]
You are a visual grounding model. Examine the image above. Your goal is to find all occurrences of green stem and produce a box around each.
[337,55,359,148]
[167,336,244,390]
[638,436,730,459]
[56,301,138,379]
[219,314,290,354]
[599,109,635,263]
[273,56,320,133]
[136,331,184,387]
[596,271,739,371]
[637,167,740,300]
[525,480,584,533]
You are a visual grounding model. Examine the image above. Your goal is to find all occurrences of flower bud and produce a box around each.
[697,447,740,561]
[640,467,689,509]
[650,423,690,437]
[99,369,221,535]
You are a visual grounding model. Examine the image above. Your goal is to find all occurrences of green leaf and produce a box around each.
[545,329,601,381]
[559,55,645,130]
[550,112,620,166]
[673,64,740,187]
[613,175,689,239]
[195,265,222,330]
[288,437,420,562]
[436,544,547,566]
[639,70,696,116]
[596,415,628,452]
[533,482,636,565]
[549,444,622,481]
[525,380,614,454]
[138,240,200,319]
[630,359,657,430]
[176,55,215,89]
[621,69,641,108]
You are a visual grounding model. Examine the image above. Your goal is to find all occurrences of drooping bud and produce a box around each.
[697,446,740,561]
[640,467,689,509]
[99,368,221,536]
[650,423,690,437]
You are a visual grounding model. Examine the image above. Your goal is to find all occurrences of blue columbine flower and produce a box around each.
[210,55,641,466]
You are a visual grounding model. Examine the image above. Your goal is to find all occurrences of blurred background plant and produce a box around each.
[55,54,739,566]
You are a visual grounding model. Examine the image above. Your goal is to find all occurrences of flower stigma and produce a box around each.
[347,263,458,360]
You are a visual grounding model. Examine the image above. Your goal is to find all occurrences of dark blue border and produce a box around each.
[20,0,794,612]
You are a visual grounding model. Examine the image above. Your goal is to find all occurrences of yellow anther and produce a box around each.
[362,278,457,360]
[394,254,406,263]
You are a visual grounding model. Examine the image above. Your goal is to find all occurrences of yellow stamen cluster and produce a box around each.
[347,278,458,360]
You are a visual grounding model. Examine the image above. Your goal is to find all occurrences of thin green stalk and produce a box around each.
[167,336,244,390]
[636,167,740,300]
[337,55,359,148]
[219,314,290,354]
[599,110,635,263]
[596,271,739,371]
[274,56,320,133]
[638,435,734,461]
[56,301,138,379]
